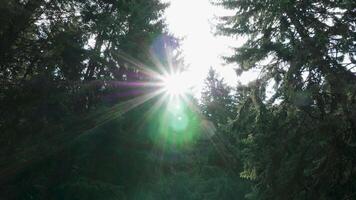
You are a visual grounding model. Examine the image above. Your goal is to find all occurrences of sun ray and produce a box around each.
[92,88,166,128]
[116,54,161,79]
[134,92,169,135]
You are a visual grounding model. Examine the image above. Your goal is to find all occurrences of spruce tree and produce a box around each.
[201,67,236,127]
[215,0,356,199]
[0,0,173,199]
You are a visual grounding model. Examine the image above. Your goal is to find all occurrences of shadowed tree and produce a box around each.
[215,0,356,199]
[201,67,236,127]
[0,0,175,199]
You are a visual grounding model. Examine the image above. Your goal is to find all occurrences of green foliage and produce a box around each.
[2,0,354,199]
[0,0,176,199]
[201,67,236,127]
[199,68,253,199]
[216,0,356,199]
[0,1,249,199]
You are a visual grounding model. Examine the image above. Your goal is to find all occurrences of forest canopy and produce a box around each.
[0,0,355,199]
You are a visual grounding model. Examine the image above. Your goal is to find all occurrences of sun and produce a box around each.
[162,73,190,96]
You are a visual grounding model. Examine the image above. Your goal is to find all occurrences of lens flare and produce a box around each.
[147,97,201,148]
[162,73,189,96]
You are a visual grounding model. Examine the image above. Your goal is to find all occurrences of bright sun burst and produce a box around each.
[161,72,191,96]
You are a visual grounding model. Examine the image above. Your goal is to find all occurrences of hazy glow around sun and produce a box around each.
[163,73,186,95]
[163,0,259,94]
[161,72,195,96]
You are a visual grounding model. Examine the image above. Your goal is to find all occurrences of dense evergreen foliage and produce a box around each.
[215,0,356,199]
[0,0,355,199]
[0,0,180,199]
[201,67,236,127]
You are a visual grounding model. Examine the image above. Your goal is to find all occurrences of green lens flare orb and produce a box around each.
[167,100,189,132]
[148,97,201,148]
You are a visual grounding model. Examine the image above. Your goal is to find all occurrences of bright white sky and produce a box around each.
[163,0,259,93]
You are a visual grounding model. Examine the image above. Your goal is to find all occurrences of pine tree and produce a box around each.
[201,67,236,127]
[215,0,356,199]
[199,67,252,200]
[0,0,174,199]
